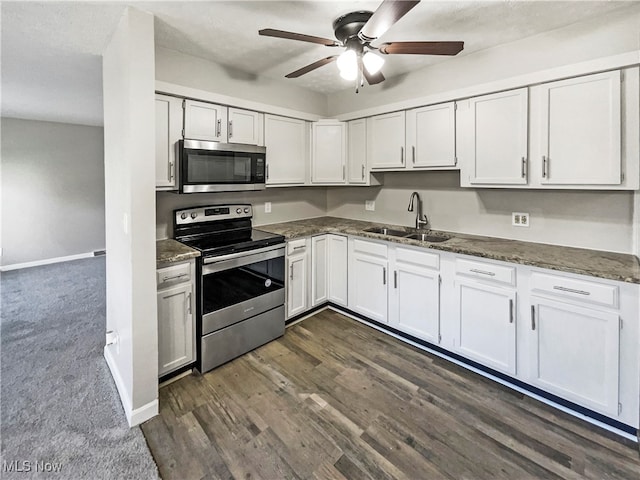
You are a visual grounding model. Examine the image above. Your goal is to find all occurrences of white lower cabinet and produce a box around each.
[286,238,310,318]
[327,234,348,306]
[529,295,620,416]
[157,260,195,377]
[388,247,441,344]
[349,239,388,323]
[311,235,328,306]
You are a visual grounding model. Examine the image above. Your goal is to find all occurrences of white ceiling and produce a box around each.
[1,1,636,126]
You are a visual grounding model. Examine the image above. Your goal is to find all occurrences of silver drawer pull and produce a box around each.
[292,246,305,251]
[509,299,514,323]
[163,273,188,282]
[553,285,591,296]
[470,268,496,277]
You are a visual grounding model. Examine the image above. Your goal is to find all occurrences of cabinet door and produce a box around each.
[184,100,227,141]
[465,88,528,185]
[347,119,367,184]
[367,111,406,169]
[228,108,262,145]
[350,252,388,323]
[327,234,348,306]
[264,115,308,185]
[390,263,440,344]
[157,283,194,376]
[311,235,328,307]
[287,251,308,318]
[155,94,182,189]
[455,279,516,375]
[311,121,346,184]
[530,296,620,416]
[406,102,456,168]
[539,71,621,185]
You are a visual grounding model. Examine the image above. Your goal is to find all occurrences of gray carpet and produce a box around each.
[1,257,159,479]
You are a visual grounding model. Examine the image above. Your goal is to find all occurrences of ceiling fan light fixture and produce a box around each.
[337,49,358,80]
[362,51,384,74]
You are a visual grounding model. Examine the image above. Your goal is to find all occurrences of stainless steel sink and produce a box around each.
[404,233,451,243]
[364,227,409,237]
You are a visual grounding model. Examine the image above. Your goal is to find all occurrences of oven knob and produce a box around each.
[236,208,242,214]
[244,207,250,213]
[180,213,188,220]
[190,212,197,219]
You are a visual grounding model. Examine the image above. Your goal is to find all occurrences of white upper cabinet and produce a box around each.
[347,119,367,183]
[264,114,309,185]
[536,71,621,186]
[155,94,182,189]
[459,88,529,186]
[367,111,406,170]
[184,99,227,142]
[228,108,263,146]
[406,102,457,169]
[311,120,347,184]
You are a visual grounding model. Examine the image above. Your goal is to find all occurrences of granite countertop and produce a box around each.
[156,239,200,267]
[257,216,640,284]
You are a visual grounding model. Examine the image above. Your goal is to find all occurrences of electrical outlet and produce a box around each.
[512,212,530,227]
[365,200,375,211]
[265,202,272,213]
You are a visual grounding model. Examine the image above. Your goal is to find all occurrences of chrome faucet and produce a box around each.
[407,191,429,230]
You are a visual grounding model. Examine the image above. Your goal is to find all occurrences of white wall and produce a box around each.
[0,118,105,267]
[157,188,326,239]
[155,47,328,117]
[327,171,634,253]
[102,7,158,427]
[328,6,640,116]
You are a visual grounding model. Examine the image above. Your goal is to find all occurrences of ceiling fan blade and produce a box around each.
[363,68,385,85]
[358,0,421,42]
[285,56,338,78]
[259,28,340,47]
[378,41,464,55]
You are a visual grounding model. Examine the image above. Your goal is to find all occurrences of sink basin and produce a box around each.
[364,227,409,237]
[404,233,451,243]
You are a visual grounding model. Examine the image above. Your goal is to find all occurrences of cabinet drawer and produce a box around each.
[352,239,387,258]
[287,238,308,255]
[531,272,618,308]
[395,247,439,270]
[455,258,515,285]
[157,262,191,289]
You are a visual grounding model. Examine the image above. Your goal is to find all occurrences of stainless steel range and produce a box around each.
[174,204,285,373]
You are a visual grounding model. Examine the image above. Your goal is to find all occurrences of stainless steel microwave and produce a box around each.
[178,139,266,193]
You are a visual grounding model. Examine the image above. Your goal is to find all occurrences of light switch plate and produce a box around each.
[265,202,272,213]
[365,200,375,211]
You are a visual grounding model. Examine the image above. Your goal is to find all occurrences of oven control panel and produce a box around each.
[175,204,253,225]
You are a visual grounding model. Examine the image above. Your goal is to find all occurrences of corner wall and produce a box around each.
[0,118,105,268]
[102,7,158,426]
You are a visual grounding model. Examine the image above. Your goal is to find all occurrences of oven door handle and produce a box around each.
[202,244,285,274]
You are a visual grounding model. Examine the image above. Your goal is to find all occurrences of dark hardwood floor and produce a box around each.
[142,310,640,480]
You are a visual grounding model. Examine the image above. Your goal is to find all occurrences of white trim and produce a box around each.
[129,399,159,427]
[155,81,322,122]
[0,252,97,272]
[335,51,640,121]
[326,306,638,442]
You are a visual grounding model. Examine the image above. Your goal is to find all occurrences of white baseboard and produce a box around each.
[104,346,159,427]
[0,252,97,272]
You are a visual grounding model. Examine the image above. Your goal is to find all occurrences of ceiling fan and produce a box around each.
[258,0,464,91]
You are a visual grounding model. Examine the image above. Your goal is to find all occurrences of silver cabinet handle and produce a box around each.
[542,155,547,178]
[216,119,221,137]
[187,292,192,315]
[266,164,269,180]
[470,268,496,277]
[400,146,404,164]
[412,146,416,164]
[509,299,514,323]
[531,305,536,330]
[289,264,294,279]
[361,164,365,179]
[383,267,386,285]
[521,157,526,178]
[162,273,188,282]
[553,285,590,296]
[394,270,397,289]
[292,246,305,251]
[168,161,174,181]
[228,120,233,138]
[342,165,346,180]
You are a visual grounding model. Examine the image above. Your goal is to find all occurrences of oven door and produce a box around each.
[200,244,285,335]
[179,139,266,193]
